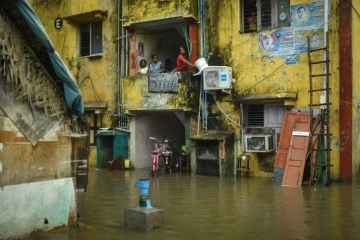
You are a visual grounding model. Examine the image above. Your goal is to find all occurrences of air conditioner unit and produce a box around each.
[244,134,274,153]
[203,66,232,91]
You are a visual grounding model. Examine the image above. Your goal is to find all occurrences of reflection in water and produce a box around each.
[37,169,360,240]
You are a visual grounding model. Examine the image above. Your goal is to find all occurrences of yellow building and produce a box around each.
[30,0,359,183]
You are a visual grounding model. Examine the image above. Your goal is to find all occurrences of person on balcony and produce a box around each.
[137,59,148,75]
[175,46,194,72]
[148,54,164,73]
[164,58,174,73]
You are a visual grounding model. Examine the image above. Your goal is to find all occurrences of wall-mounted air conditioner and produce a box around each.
[244,134,274,153]
[203,66,232,91]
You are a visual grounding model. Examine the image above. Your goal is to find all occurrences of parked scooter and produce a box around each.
[149,136,178,176]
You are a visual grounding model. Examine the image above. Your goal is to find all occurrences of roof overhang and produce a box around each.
[232,92,298,106]
[63,10,108,24]
[84,102,107,113]
[124,16,197,32]
[190,131,234,141]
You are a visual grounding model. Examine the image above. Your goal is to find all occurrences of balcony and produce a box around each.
[121,72,200,114]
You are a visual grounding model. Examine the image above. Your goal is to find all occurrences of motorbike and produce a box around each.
[149,136,179,176]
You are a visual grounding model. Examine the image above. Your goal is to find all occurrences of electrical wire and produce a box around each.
[243,1,343,93]
[212,95,241,128]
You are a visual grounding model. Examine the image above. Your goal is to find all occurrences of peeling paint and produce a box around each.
[0,178,77,239]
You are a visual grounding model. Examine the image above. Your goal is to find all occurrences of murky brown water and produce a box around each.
[39,168,360,240]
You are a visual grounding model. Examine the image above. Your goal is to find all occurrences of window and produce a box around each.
[84,111,103,146]
[239,0,290,33]
[242,103,284,152]
[243,103,284,127]
[80,21,103,57]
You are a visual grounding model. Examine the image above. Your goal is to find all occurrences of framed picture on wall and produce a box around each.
[138,42,144,57]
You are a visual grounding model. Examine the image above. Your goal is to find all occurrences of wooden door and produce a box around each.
[274,112,310,169]
[282,114,311,187]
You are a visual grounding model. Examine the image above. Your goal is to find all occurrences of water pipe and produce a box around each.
[134,179,152,208]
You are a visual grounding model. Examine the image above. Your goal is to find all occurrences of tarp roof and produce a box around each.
[1,0,84,116]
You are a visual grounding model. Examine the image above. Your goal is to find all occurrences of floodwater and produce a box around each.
[40,168,360,240]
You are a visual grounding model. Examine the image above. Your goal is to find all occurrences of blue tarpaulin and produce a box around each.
[15,0,84,116]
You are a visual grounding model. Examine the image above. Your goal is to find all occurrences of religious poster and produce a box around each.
[138,42,144,57]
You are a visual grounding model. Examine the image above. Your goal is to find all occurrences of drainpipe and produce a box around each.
[117,0,121,120]
[323,0,329,91]
[117,0,129,125]
[198,0,208,134]
[321,0,329,180]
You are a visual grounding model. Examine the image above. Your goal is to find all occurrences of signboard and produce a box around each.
[54,18,63,30]
[148,73,180,93]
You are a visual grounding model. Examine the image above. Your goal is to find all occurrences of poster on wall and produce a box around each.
[258,0,325,64]
[138,42,144,57]
[259,28,295,56]
[291,1,325,29]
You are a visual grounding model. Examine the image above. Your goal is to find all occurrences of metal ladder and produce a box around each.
[307,33,332,186]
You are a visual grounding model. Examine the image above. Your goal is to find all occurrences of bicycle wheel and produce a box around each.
[150,154,157,177]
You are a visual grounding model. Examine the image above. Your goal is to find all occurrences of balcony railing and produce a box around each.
[121,71,199,113]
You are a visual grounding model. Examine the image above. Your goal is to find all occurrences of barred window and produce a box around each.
[239,0,290,33]
[243,103,284,127]
[80,21,103,57]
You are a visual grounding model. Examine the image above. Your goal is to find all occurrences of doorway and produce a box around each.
[130,111,185,169]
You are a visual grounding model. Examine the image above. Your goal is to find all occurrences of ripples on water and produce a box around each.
[37,168,360,240]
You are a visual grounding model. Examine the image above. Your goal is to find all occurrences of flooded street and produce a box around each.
[45,169,360,240]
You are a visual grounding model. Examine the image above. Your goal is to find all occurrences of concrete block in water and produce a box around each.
[124,207,164,231]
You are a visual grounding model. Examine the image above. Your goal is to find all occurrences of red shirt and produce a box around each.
[176,54,188,72]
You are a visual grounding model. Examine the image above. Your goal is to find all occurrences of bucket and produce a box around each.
[135,179,150,196]
[193,58,209,76]
[124,159,131,168]
[134,179,152,208]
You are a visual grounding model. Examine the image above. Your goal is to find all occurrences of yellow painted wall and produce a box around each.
[123,0,198,24]
[204,0,341,179]
[29,0,119,127]
[352,1,360,182]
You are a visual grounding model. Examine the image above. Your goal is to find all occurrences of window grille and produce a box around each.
[243,103,284,127]
[247,104,264,127]
[117,106,129,130]
[239,0,290,33]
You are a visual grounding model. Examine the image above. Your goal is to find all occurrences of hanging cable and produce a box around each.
[243,2,343,94]
[212,95,241,128]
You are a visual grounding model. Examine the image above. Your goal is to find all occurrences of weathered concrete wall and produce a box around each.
[203,0,341,179]
[0,178,77,239]
[0,117,72,186]
[123,0,197,23]
[30,0,119,125]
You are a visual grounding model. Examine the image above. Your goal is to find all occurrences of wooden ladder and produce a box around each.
[307,32,332,186]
